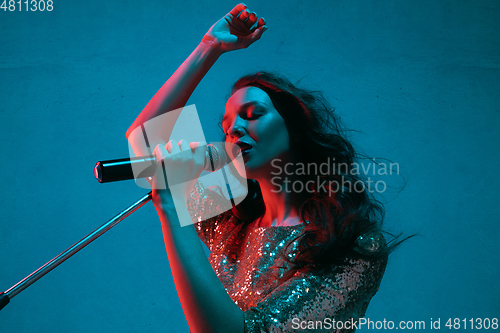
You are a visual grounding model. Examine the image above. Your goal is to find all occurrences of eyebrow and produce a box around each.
[222,101,266,123]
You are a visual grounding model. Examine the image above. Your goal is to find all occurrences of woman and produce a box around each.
[127,4,394,332]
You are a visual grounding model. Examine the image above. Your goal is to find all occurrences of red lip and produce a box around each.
[234,141,253,157]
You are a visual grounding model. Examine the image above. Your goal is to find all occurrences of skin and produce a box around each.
[223,86,302,228]
[223,86,291,179]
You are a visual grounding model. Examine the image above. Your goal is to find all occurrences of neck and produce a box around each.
[254,176,302,227]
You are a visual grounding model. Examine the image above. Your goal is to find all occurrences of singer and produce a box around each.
[126,4,404,332]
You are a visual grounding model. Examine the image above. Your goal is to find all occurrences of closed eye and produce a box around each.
[222,103,267,136]
[246,112,262,120]
[245,107,265,120]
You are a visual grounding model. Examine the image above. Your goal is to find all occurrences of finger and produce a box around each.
[256,17,266,29]
[189,141,207,151]
[153,144,168,163]
[228,3,247,17]
[238,9,250,22]
[191,141,207,165]
[179,139,190,152]
[166,140,181,154]
[151,145,168,190]
[165,140,173,153]
[246,12,258,29]
[242,25,267,47]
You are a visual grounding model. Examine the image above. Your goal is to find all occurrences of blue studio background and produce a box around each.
[1,0,499,332]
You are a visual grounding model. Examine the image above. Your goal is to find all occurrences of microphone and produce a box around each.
[94,143,227,183]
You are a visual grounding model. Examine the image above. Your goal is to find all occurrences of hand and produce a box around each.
[202,3,267,53]
[151,140,207,208]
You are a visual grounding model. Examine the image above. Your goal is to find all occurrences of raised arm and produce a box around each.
[137,4,267,333]
[126,3,267,156]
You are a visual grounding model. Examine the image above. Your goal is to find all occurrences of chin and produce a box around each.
[241,163,272,182]
[230,156,250,179]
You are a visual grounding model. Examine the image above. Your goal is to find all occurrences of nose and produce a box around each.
[227,117,247,139]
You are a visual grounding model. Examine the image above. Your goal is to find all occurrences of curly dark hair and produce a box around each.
[219,71,407,281]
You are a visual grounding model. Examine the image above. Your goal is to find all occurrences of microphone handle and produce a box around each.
[95,155,157,183]
[94,144,221,183]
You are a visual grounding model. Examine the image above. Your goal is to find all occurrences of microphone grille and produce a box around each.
[206,143,227,172]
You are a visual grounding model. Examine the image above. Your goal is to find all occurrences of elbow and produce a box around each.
[125,124,137,141]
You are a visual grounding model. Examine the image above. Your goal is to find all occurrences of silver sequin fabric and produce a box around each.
[187,183,388,332]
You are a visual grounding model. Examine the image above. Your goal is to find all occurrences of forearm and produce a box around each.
[156,198,243,333]
[126,40,222,140]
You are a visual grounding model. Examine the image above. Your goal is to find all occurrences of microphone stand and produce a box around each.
[0,191,153,311]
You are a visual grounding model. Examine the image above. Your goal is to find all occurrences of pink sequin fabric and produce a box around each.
[187,183,388,332]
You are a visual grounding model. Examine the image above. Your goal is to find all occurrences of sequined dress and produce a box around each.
[187,183,388,333]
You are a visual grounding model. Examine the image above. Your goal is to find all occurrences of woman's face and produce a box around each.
[222,86,291,180]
